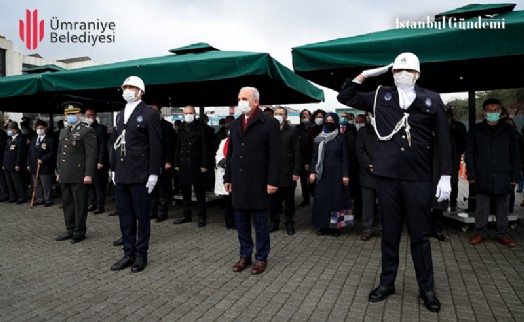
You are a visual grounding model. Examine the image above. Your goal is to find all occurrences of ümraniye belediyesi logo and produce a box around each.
[19,9,116,50]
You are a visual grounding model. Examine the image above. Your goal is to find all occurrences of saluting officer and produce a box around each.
[55,103,97,244]
[110,76,161,273]
[338,53,452,313]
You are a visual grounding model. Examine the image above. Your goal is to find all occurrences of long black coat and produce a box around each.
[341,124,360,196]
[174,120,208,185]
[465,120,520,195]
[90,121,109,167]
[27,135,55,175]
[111,102,162,184]
[160,119,175,167]
[225,109,281,210]
[4,134,27,170]
[356,124,377,189]
[311,135,351,229]
[279,123,301,187]
[295,122,315,167]
[0,129,6,167]
[338,82,452,182]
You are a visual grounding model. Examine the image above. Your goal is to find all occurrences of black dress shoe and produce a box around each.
[94,208,105,215]
[70,235,86,244]
[431,231,449,241]
[173,217,192,224]
[45,202,54,207]
[55,234,73,241]
[87,205,97,212]
[16,199,26,205]
[111,256,135,271]
[198,222,207,228]
[155,217,167,223]
[369,285,396,302]
[286,224,296,235]
[299,199,310,207]
[112,237,123,246]
[34,201,45,206]
[131,257,147,273]
[420,290,441,313]
[269,224,279,233]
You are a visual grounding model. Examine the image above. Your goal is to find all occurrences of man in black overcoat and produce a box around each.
[224,86,281,275]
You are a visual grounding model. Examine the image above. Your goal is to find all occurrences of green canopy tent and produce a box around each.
[292,3,524,125]
[36,43,324,112]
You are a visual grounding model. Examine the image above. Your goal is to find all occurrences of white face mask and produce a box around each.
[315,117,324,126]
[85,118,94,125]
[122,89,137,103]
[302,118,310,124]
[184,114,195,123]
[63,121,69,127]
[355,123,365,130]
[238,100,251,114]
[274,115,284,125]
[36,129,45,136]
[393,71,417,89]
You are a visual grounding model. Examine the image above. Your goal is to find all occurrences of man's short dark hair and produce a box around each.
[483,98,502,109]
[264,107,274,113]
[275,106,287,116]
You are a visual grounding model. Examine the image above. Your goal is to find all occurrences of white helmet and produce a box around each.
[121,76,145,93]
[392,52,420,73]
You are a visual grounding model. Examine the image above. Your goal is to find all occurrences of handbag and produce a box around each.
[329,209,354,228]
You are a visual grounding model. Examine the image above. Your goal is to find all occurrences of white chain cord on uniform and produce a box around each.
[369,85,412,146]
[113,129,126,155]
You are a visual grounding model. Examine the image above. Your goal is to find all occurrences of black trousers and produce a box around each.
[270,186,296,226]
[150,171,173,219]
[116,183,151,259]
[32,173,53,203]
[375,176,435,292]
[181,183,206,219]
[299,167,310,200]
[431,209,444,234]
[361,186,378,233]
[89,168,108,209]
[5,169,26,202]
[61,183,88,237]
[0,169,9,200]
[222,194,234,228]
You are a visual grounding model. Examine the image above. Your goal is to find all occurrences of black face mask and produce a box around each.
[324,122,337,132]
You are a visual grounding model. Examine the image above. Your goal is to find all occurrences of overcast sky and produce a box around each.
[1,0,522,111]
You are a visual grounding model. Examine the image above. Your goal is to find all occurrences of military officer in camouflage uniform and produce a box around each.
[55,102,97,244]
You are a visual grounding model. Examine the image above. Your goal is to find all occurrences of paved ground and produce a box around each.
[1,179,524,321]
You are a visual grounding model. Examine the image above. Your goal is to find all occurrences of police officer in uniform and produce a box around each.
[55,103,97,244]
[338,53,452,313]
[110,76,161,273]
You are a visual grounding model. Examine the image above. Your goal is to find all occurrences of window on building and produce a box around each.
[0,49,6,77]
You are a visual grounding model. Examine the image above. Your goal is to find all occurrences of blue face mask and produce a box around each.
[486,112,500,123]
[66,115,78,124]
[339,117,348,125]
[7,130,13,137]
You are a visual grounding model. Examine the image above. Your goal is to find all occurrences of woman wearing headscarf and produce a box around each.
[309,112,352,237]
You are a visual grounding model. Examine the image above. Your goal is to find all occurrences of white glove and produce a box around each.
[435,175,451,202]
[110,171,115,185]
[145,174,158,194]
[362,63,393,78]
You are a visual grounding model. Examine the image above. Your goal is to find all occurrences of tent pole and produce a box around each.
[468,90,475,129]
